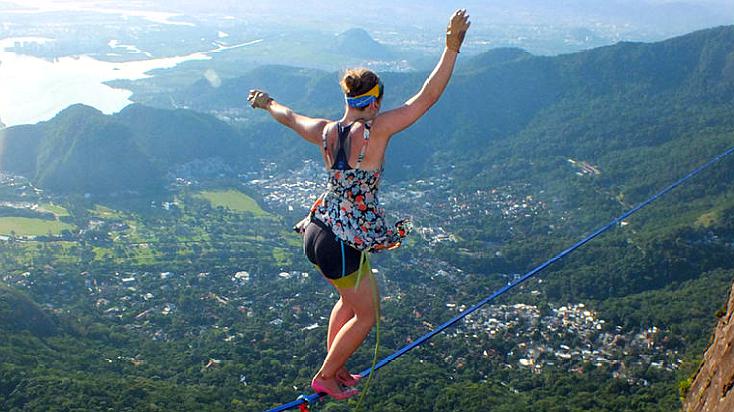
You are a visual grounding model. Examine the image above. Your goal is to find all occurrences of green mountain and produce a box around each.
[0,104,259,195]
[175,64,337,116]
[115,104,246,167]
[32,105,161,194]
[413,25,734,179]
[0,105,154,194]
[333,28,394,60]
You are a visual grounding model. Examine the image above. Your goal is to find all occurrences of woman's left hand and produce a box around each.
[446,9,471,53]
[247,89,273,109]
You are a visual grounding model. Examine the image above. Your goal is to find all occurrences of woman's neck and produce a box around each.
[340,107,374,124]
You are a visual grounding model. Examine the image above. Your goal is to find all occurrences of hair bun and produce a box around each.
[345,75,360,93]
[340,68,379,97]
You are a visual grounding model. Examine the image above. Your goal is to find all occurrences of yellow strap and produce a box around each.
[354,250,367,291]
[355,266,380,411]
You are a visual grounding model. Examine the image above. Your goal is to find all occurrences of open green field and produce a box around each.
[38,203,70,217]
[0,217,75,236]
[92,204,124,218]
[195,190,269,216]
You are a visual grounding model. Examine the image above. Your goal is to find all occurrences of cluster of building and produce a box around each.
[0,173,41,197]
[0,200,37,210]
[1,266,320,343]
[246,160,552,249]
[244,159,325,214]
[452,300,680,379]
[1,243,681,388]
[428,184,546,223]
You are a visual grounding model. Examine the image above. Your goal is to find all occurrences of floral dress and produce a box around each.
[307,121,411,252]
[311,166,411,252]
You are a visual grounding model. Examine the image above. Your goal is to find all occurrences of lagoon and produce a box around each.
[0,37,213,127]
[0,37,262,127]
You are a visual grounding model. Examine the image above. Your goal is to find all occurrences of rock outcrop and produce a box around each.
[683,282,734,412]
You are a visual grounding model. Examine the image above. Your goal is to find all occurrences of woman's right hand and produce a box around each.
[446,9,471,53]
[247,89,273,109]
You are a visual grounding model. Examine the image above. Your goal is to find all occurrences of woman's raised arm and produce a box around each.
[247,90,327,145]
[373,9,470,137]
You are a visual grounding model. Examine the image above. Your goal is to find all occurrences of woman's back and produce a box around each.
[315,119,408,252]
[321,120,388,172]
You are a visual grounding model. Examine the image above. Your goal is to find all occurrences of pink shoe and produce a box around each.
[311,378,360,400]
[338,373,362,387]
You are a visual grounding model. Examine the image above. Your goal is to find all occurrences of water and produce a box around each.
[0,37,261,127]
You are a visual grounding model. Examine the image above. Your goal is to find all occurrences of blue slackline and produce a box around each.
[267,143,734,412]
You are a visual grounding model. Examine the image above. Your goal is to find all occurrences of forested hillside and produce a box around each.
[0,104,257,194]
[0,25,733,411]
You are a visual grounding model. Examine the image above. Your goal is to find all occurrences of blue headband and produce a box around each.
[345,81,383,108]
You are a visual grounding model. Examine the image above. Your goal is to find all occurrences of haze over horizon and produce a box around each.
[5,0,733,49]
[1,0,732,127]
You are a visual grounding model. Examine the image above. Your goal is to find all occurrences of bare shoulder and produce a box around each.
[370,100,430,139]
[296,116,331,145]
[369,113,398,142]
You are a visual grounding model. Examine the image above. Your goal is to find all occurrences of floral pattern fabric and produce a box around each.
[311,167,411,252]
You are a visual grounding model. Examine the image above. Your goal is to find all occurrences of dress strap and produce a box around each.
[321,123,333,169]
[355,121,372,169]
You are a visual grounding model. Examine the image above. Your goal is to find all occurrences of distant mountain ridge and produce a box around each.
[333,28,394,59]
[0,25,732,197]
[168,26,734,165]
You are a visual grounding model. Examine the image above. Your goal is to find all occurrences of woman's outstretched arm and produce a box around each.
[247,90,327,145]
[374,9,470,137]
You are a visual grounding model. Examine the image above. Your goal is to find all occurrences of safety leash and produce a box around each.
[354,264,381,411]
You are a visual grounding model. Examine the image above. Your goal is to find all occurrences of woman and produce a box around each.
[248,9,470,400]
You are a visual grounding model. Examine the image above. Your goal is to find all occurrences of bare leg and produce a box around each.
[314,273,378,383]
[327,298,361,386]
[327,298,354,351]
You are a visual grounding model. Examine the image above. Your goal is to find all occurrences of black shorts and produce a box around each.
[304,218,362,280]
